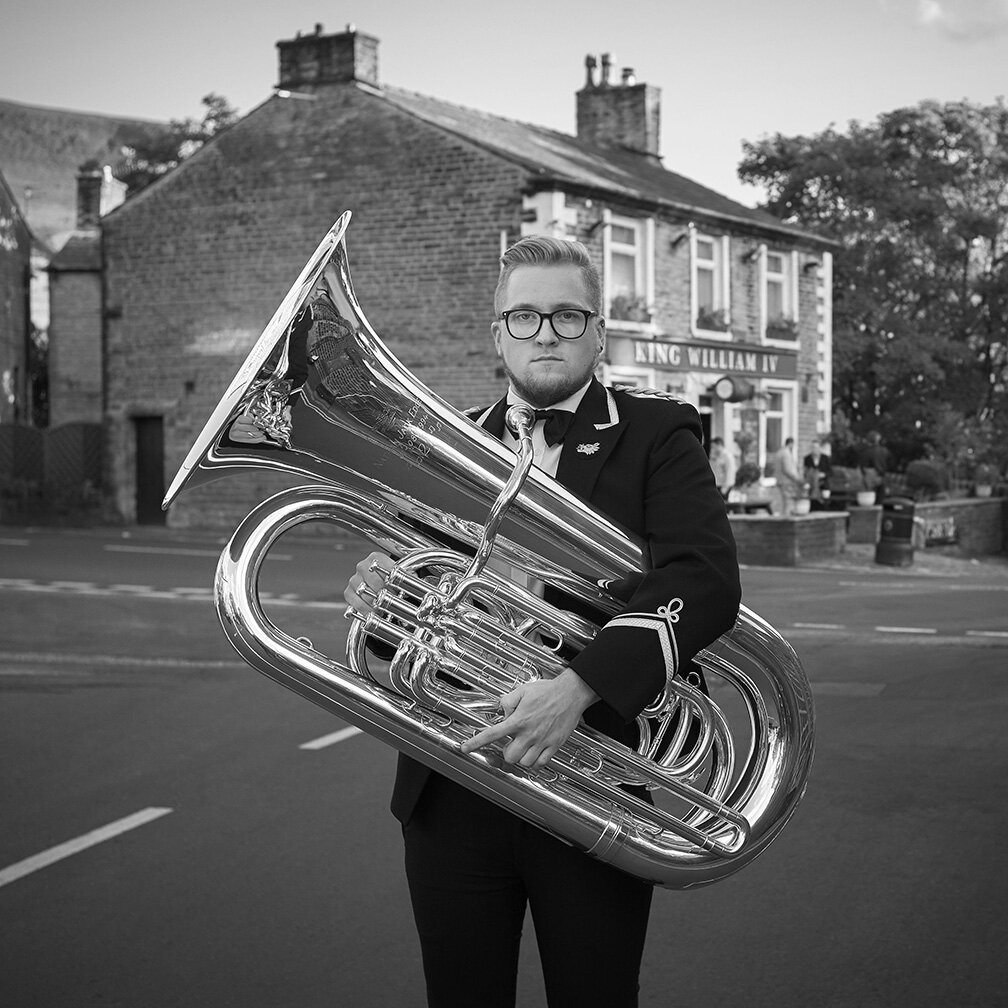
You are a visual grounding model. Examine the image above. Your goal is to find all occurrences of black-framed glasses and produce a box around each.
[499,308,597,340]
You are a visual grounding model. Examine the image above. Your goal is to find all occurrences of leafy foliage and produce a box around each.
[113,93,239,196]
[739,99,1008,470]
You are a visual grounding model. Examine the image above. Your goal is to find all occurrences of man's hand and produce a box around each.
[461,669,598,770]
[344,551,393,617]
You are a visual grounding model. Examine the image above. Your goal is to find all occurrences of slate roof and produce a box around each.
[377,85,825,246]
[0,98,163,249]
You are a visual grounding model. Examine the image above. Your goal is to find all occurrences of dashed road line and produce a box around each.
[0,578,344,610]
[300,726,364,750]
[813,682,886,697]
[0,807,173,889]
[103,544,292,560]
[874,626,938,635]
[0,537,29,546]
[0,651,245,670]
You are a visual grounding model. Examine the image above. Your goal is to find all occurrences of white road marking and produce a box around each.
[874,626,938,635]
[965,630,1008,638]
[838,580,1008,592]
[0,651,244,670]
[0,537,29,546]
[300,726,363,750]
[104,544,292,560]
[0,807,173,889]
[0,580,344,610]
[813,682,886,697]
[794,622,845,630]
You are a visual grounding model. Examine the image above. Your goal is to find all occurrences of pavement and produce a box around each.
[797,540,1008,579]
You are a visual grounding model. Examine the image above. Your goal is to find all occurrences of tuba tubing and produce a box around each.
[166,212,815,889]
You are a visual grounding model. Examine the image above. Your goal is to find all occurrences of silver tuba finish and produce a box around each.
[164,212,815,889]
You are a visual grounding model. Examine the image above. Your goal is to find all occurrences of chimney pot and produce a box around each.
[584,54,597,88]
[600,53,612,86]
[315,22,323,35]
[621,67,635,86]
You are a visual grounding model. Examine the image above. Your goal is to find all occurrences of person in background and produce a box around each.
[770,437,802,516]
[708,436,737,500]
[803,440,832,508]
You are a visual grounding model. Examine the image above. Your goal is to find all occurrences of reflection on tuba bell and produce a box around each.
[164,211,815,889]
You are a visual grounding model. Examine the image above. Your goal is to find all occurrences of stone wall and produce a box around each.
[914,498,1005,556]
[728,511,846,566]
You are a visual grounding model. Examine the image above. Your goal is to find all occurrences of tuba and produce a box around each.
[164,211,814,889]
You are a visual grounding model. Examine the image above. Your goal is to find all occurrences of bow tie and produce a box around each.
[532,408,575,447]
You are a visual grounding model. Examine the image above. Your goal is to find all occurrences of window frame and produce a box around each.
[760,247,800,346]
[603,212,655,334]
[690,229,732,341]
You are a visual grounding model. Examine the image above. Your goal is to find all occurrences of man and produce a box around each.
[802,440,832,506]
[770,437,802,516]
[708,436,737,499]
[345,237,740,1008]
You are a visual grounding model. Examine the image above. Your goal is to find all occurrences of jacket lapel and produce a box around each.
[475,396,509,439]
[556,379,627,501]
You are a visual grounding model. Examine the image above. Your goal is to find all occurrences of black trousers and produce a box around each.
[402,774,653,1008]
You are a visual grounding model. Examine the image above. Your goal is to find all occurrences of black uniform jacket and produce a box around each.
[390,378,742,823]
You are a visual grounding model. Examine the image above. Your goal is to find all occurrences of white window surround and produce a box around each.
[520,191,579,241]
[760,247,800,346]
[690,228,732,341]
[602,211,655,333]
[605,364,655,391]
[753,382,799,474]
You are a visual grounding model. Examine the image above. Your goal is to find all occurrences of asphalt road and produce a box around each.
[2,526,1007,1007]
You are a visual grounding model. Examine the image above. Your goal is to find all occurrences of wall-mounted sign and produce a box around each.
[632,340,797,379]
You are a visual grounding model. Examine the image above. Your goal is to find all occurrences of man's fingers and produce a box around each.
[460,718,512,754]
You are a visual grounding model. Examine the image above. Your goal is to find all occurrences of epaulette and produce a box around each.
[622,387,692,408]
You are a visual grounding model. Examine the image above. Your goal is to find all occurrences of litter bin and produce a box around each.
[875,496,915,566]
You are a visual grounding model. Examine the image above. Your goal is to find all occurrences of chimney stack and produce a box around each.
[576,53,661,161]
[276,24,379,91]
[75,163,127,230]
[75,163,104,230]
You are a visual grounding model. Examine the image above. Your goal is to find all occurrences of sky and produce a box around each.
[3,0,1008,207]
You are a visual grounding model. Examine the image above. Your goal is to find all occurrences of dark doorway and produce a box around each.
[134,416,166,525]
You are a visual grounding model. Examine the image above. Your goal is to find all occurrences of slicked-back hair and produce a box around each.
[494,236,602,316]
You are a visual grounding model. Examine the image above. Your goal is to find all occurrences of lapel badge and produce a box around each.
[577,442,601,455]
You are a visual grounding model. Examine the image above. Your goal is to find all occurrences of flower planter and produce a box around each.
[792,499,812,515]
[975,484,993,498]
[856,491,876,506]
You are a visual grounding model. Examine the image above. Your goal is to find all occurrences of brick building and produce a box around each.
[95,25,832,526]
[0,169,33,424]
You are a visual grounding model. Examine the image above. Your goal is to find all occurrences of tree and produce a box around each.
[739,99,1008,471]
[113,93,239,196]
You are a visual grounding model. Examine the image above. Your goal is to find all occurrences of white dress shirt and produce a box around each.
[499,380,593,478]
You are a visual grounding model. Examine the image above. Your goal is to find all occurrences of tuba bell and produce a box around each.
[164,211,815,889]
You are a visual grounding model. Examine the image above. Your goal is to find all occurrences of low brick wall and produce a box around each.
[846,505,881,544]
[729,512,847,567]
[914,498,1005,555]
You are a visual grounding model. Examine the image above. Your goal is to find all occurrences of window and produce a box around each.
[763,249,798,341]
[520,191,579,240]
[692,232,730,336]
[604,215,654,326]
